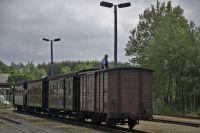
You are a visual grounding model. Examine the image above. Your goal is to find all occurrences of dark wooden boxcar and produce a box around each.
[13,82,27,111]
[79,68,153,129]
[26,78,48,112]
[46,72,80,115]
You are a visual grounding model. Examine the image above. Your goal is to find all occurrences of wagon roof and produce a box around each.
[15,82,25,86]
[78,67,153,74]
[15,80,29,87]
[26,77,47,83]
[47,69,99,80]
[46,72,77,80]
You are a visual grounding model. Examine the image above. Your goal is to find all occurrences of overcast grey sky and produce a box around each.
[0,0,199,64]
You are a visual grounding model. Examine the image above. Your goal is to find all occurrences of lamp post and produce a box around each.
[100,1,131,68]
[43,38,60,76]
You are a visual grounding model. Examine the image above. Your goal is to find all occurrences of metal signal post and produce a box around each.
[43,38,60,76]
[100,1,131,68]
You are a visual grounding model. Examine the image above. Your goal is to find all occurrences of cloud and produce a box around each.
[0,0,199,64]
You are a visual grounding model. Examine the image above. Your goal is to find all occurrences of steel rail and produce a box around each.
[13,110,140,133]
[0,120,30,133]
[154,114,200,120]
[0,115,54,133]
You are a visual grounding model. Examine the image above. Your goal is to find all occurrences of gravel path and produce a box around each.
[0,109,200,133]
[134,120,200,133]
[0,110,105,133]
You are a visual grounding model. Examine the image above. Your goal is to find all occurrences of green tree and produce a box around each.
[0,60,9,73]
[60,66,71,74]
[35,68,47,78]
[125,1,200,116]
[8,62,37,85]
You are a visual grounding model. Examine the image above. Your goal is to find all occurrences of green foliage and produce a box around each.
[60,66,71,74]
[0,102,11,109]
[125,1,200,116]
[0,60,9,73]
[8,62,37,85]
[35,68,47,78]
[1,60,130,85]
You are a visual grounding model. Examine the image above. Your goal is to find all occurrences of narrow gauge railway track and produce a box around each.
[0,114,54,133]
[10,110,146,133]
[152,114,200,128]
[154,114,200,120]
[152,118,200,128]
[1,110,200,132]
[0,119,30,133]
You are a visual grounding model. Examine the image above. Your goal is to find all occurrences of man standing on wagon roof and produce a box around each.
[101,54,109,69]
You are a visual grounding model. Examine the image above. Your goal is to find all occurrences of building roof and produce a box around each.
[0,73,9,83]
[0,73,9,89]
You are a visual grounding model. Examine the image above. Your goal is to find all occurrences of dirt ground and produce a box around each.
[0,109,200,133]
[134,120,200,133]
[0,110,105,133]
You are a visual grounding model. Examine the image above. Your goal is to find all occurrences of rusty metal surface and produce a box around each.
[108,69,153,119]
[79,68,153,120]
[27,81,43,107]
[95,72,108,113]
[14,84,24,106]
[48,79,64,109]
[80,74,95,111]
[64,78,73,110]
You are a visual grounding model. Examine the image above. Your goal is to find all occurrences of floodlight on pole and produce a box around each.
[54,38,60,41]
[43,38,49,41]
[118,2,131,8]
[43,38,61,76]
[100,1,113,8]
[100,1,131,68]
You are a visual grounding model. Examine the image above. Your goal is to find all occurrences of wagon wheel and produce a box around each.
[79,117,85,122]
[91,115,101,125]
[143,109,152,120]
[128,119,137,130]
[106,119,117,128]
[91,115,97,124]
[78,113,85,122]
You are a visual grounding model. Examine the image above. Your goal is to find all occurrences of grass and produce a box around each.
[153,99,200,118]
[0,102,11,109]
[0,122,6,128]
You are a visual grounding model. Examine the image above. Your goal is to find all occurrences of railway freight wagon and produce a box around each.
[79,68,153,129]
[46,72,80,115]
[13,82,27,111]
[26,78,48,112]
